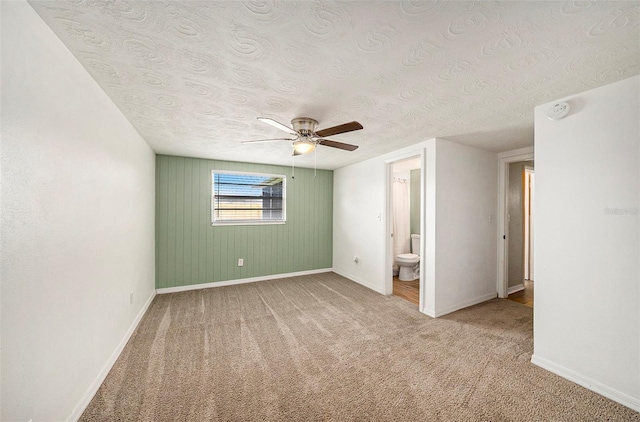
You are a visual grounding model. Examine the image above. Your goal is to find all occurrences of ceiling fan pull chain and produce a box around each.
[314,148,317,179]
[291,156,295,180]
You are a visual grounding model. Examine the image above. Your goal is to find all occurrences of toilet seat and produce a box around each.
[396,253,419,264]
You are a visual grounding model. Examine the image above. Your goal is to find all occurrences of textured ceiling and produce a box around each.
[29,1,640,170]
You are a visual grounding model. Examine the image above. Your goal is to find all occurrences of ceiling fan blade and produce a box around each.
[317,139,359,151]
[315,121,363,138]
[257,117,298,135]
[241,138,295,144]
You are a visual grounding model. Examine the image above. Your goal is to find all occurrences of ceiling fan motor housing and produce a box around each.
[291,117,318,137]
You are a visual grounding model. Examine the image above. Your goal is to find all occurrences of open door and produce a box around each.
[497,148,534,299]
[524,168,534,281]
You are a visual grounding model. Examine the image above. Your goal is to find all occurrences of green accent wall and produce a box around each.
[155,155,333,289]
[410,168,420,241]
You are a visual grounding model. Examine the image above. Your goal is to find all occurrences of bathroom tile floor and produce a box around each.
[393,276,419,305]
[507,279,534,307]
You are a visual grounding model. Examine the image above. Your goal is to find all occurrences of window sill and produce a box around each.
[211,221,286,227]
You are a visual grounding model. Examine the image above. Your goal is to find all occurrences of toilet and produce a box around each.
[396,234,420,281]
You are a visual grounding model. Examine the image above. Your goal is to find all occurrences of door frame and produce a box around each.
[497,147,534,298]
[523,166,534,281]
[384,150,426,313]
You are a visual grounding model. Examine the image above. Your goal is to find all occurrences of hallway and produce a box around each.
[507,280,533,308]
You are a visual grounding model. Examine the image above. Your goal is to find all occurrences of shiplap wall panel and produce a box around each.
[156,155,333,288]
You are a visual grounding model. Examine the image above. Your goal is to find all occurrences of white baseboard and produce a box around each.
[332,268,386,295]
[531,354,640,412]
[422,307,436,318]
[432,292,497,318]
[156,268,333,294]
[68,289,156,422]
[507,283,525,295]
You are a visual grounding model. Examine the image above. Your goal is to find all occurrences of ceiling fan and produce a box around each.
[242,117,363,156]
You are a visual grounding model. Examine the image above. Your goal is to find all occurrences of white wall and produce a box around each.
[333,155,388,294]
[532,75,640,411]
[1,3,156,421]
[333,138,497,317]
[333,141,434,301]
[433,139,498,315]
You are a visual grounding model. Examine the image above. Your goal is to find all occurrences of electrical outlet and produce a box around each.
[238,258,244,267]
[129,292,133,305]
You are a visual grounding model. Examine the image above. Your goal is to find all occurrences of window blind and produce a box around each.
[212,171,285,224]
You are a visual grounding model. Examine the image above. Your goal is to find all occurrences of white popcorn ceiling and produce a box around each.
[29,1,640,170]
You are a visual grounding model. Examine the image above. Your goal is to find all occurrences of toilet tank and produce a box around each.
[410,234,421,255]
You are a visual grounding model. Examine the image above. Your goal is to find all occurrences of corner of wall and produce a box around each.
[68,290,156,421]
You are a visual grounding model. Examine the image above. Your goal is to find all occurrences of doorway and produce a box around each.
[504,160,534,306]
[523,167,534,281]
[387,154,423,308]
[497,148,534,299]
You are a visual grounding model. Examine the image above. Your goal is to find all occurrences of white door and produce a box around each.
[523,168,535,281]
[529,172,534,281]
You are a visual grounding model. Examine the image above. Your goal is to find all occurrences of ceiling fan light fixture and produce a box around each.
[293,139,316,155]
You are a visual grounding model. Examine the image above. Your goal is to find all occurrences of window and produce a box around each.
[212,170,286,225]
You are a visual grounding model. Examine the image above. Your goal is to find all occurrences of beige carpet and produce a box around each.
[81,272,639,421]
